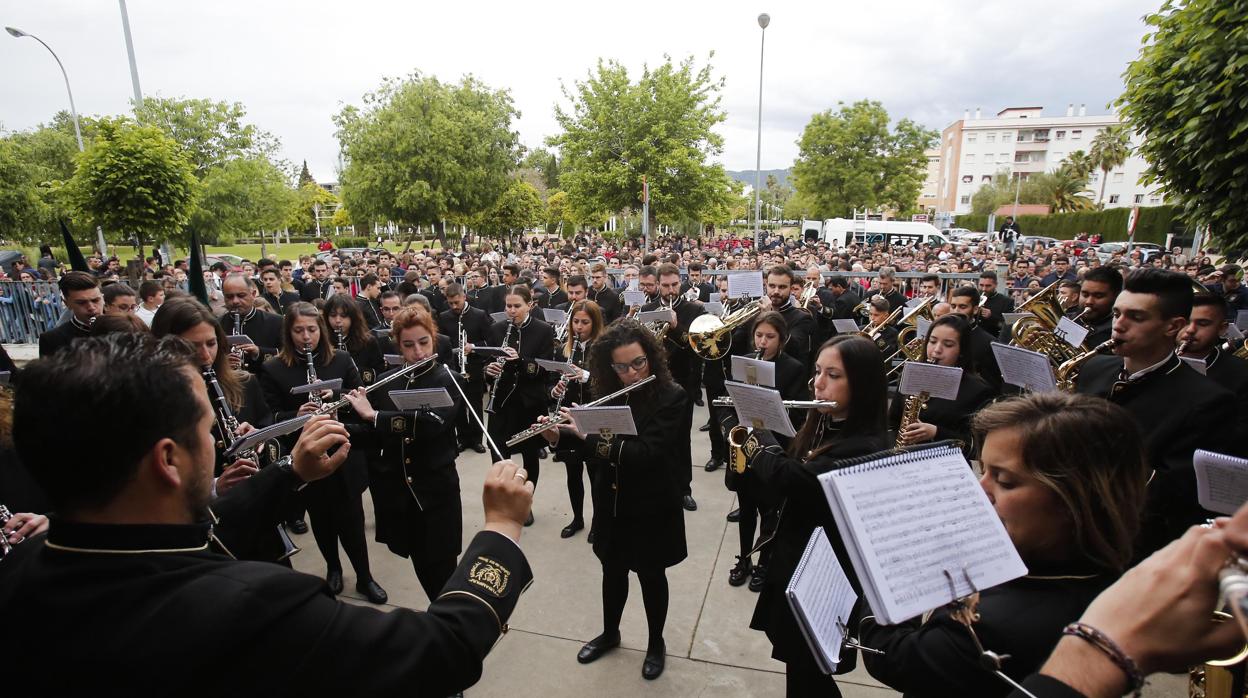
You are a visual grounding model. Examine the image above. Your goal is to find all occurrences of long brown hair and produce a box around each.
[788,336,887,460]
[150,297,246,411]
[564,300,604,358]
[278,302,335,367]
[972,393,1147,572]
[323,294,372,353]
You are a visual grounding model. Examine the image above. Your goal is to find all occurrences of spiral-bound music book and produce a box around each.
[1195,449,1248,515]
[817,441,1027,625]
[785,528,858,674]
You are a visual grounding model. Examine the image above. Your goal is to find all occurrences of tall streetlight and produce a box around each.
[753,12,770,249]
[7,26,108,255]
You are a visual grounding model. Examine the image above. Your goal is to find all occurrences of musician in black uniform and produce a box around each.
[37,271,100,357]
[891,314,995,449]
[299,258,333,302]
[324,294,386,386]
[862,297,900,358]
[151,297,296,563]
[863,393,1148,698]
[259,268,300,315]
[1075,265,1121,348]
[682,262,715,301]
[721,312,808,592]
[761,265,815,365]
[533,266,568,309]
[260,302,387,603]
[1179,294,1248,442]
[220,273,283,373]
[977,270,1015,337]
[542,319,688,680]
[420,264,450,315]
[732,335,890,695]
[356,272,385,328]
[1,332,536,697]
[949,285,1004,393]
[548,299,604,539]
[439,283,491,453]
[343,307,466,598]
[485,285,556,525]
[589,262,624,323]
[1076,269,1238,558]
[644,263,706,511]
[876,267,908,312]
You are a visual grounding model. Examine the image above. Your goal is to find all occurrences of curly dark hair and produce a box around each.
[586,319,673,398]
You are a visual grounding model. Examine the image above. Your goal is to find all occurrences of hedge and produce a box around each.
[954,205,1184,245]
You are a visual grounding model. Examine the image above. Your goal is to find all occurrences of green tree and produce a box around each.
[334,72,522,244]
[476,179,544,237]
[1118,0,1248,253]
[792,100,937,218]
[298,160,316,188]
[187,157,297,243]
[0,114,92,242]
[548,55,736,231]
[0,139,48,242]
[67,119,199,247]
[134,97,281,176]
[1089,124,1132,208]
[1046,165,1096,213]
[286,181,339,234]
[1064,149,1094,179]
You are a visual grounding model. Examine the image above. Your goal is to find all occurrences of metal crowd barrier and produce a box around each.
[0,281,68,344]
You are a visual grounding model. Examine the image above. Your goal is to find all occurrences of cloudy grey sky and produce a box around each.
[1,0,1159,182]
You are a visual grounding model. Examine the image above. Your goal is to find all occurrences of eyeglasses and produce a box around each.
[610,355,649,374]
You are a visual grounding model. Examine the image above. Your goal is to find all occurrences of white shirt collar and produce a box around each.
[1126,352,1175,381]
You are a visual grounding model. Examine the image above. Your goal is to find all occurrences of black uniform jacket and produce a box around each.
[486,316,557,414]
[439,306,492,377]
[861,564,1112,698]
[343,335,387,387]
[980,291,1015,337]
[888,370,994,448]
[533,285,567,310]
[37,317,90,357]
[746,430,891,669]
[588,285,623,324]
[350,362,465,559]
[260,290,301,315]
[1202,346,1248,449]
[1077,353,1238,556]
[775,300,815,366]
[0,519,531,697]
[547,338,593,409]
[222,308,284,373]
[563,379,688,571]
[640,296,706,395]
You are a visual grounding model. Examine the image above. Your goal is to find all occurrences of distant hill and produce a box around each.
[726,168,792,189]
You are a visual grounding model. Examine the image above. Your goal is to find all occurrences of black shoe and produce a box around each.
[524,511,535,527]
[552,451,565,463]
[642,641,666,680]
[749,564,766,593]
[587,530,596,544]
[682,495,697,512]
[561,519,584,539]
[726,507,741,522]
[471,443,487,454]
[539,448,549,460]
[698,423,711,432]
[457,443,467,453]
[357,579,388,604]
[728,555,752,587]
[326,569,343,595]
[577,632,621,664]
[704,457,721,472]
[289,518,308,534]
[694,396,705,406]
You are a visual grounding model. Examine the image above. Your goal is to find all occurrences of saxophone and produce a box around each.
[304,341,323,408]
[1055,339,1119,392]
[894,357,936,449]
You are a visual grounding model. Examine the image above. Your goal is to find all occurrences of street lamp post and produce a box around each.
[6,26,108,255]
[753,13,770,250]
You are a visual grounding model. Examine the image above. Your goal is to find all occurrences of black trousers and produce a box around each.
[303,472,372,582]
[737,480,777,566]
[601,561,669,648]
[456,370,485,447]
[488,402,541,487]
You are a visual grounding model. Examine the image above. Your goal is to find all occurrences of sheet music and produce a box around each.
[727,272,764,299]
[1195,449,1248,515]
[543,308,567,324]
[569,406,638,436]
[898,362,962,400]
[627,279,640,291]
[635,310,672,325]
[226,334,254,346]
[731,355,776,387]
[832,319,860,334]
[1003,312,1030,325]
[1054,316,1090,348]
[471,346,510,358]
[1227,324,1246,341]
[1180,356,1208,375]
[224,414,312,458]
[290,378,342,395]
[490,311,508,323]
[905,296,926,308]
[786,528,858,674]
[622,290,647,307]
[703,301,724,316]
[990,343,1057,393]
[916,316,932,341]
[388,388,454,411]
[708,292,721,303]
[819,445,1028,624]
[723,380,796,437]
[536,358,585,379]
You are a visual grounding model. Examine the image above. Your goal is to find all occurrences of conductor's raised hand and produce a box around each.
[482,459,534,543]
[291,415,352,483]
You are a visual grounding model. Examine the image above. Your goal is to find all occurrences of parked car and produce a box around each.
[941,227,973,240]
[316,247,388,262]
[1060,239,1094,252]
[1018,236,1060,249]
[203,254,244,270]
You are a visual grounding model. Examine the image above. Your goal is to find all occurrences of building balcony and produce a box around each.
[1015,140,1049,152]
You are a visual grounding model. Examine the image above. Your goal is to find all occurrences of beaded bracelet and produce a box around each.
[1061,622,1145,697]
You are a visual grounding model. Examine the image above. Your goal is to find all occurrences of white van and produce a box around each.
[801,219,824,242]
[822,218,949,249]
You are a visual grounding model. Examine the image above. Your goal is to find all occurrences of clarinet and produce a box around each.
[203,366,253,460]
[229,311,244,363]
[484,321,514,414]
[304,341,323,408]
[552,338,582,417]
[0,504,16,560]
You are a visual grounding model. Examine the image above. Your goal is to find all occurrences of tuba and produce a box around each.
[688,300,761,360]
[1010,282,1086,368]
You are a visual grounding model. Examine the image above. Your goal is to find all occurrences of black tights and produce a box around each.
[737,483,775,567]
[564,454,590,521]
[306,486,372,583]
[411,556,458,599]
[601,562,669,647]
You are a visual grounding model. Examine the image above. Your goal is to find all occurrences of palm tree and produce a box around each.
[1048,164,1095,213]
[1090,124,1132,208]
[1064,149,1094,179]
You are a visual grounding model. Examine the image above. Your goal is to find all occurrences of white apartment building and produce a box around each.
[934,105,1164,215]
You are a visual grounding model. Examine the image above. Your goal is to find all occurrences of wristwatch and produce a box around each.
[274,455,308,491]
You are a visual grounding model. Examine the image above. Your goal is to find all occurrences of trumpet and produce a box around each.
[796,284,817,309]
[507,374,656,447]
[712,397,840,410]
[554,309,571,344]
